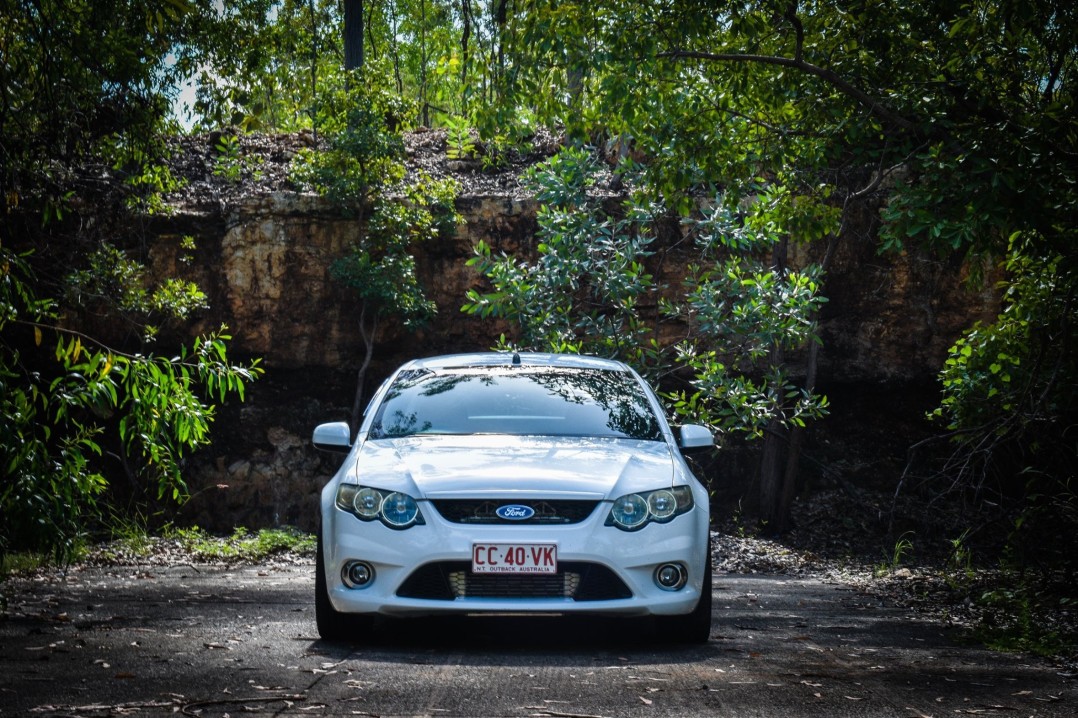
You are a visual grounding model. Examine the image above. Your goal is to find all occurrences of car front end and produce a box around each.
[321,434,709,617]
[314,353,714,642]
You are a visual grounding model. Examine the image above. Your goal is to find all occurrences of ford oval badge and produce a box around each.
[496,504,535,521]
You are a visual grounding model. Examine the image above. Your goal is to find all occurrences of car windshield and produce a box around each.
[368,367,663,441]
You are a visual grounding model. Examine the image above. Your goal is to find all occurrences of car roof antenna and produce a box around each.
[511,351,521,366]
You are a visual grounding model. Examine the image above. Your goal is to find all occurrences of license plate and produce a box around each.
[472,543,557,574]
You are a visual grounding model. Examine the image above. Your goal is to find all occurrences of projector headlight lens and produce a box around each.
[606,486,693,531]
[335,485,424,529]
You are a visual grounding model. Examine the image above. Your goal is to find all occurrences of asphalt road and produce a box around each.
[1,562,1073,717]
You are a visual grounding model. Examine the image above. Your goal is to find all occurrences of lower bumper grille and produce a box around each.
[397,561,632,601]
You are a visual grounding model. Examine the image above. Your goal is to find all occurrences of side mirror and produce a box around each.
[677,424,714,453]
[312,421,351,452]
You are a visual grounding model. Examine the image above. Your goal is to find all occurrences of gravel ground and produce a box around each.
[4,490,1074,681]
[711,488,1078,675]
[5,486,1054,676]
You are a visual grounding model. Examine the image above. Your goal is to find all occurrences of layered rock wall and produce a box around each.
[153,191,998,531]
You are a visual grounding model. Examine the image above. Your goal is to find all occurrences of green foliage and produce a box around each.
[490,0,1076,542]
[65,244,209,341]
[477,132,517,172]
[330,216,436,332]
[667,193,831,437]
[463,147,660,366]
[5,0,1072,581]
[1,551,61,580]
[512,0,1073,255]
[945,529,976,583]
[171,525,315,562]
[498,0,1076,273]
[931,236,1076,501]
[180,1,507,132]
[182,0,339,132]
[290,77,411,205]
[874,532,915,577]
[292,82,461,328]
[976,582,1075,659]
[662,186,832,443]
[104,509,157,558]
[102,134,188,215]
[291,76,460,426]
[0,0,249,562]
[1,248,262,562]
[0,0,190,203]
[446,116,477,160]
[463,147,830,443]
[212,134,247,183]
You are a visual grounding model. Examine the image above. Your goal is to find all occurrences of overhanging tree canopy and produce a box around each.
[489,0,1076,527]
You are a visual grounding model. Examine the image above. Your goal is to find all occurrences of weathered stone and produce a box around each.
[153,188,997,531]
[266,427,303,452]
[227,460,251,480]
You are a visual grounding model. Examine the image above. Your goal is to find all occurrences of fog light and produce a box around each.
[655,563,686,591]
[342,561,375,589]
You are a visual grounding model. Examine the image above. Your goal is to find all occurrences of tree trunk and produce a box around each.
[420,0,430,127]
[390,3,403,93]
[365,0,377,60]
[758,236,790,531]
[493,0,508,97]
[306,0,320,139]
[350,303,379,438]
[758,418,789,531]
[775,341,816,532]
[774,228,842,532]
[344,0,365,71]
[461,0,472,109]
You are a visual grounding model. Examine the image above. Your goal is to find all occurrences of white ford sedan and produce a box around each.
[313,352,714,643]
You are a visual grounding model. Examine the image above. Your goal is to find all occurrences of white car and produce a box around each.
[313,352,714,643]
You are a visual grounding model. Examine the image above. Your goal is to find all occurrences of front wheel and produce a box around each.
[315,527,375,642]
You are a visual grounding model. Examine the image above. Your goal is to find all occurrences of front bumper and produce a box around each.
[321,496,710,618]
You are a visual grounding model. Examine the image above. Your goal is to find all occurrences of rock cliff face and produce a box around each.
[153,188,998,532]
[150,193,538,369]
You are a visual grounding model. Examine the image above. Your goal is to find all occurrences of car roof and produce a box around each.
[402,352,630,372]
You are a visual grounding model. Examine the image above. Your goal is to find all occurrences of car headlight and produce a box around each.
[335,484,425,529]
[606,486,694,531]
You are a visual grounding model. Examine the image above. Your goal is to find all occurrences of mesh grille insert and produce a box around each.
[396,561,632,601]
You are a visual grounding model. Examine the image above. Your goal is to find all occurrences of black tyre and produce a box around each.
[315,527,375,641]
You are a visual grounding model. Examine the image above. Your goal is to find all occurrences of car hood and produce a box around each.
[346,434,677,500]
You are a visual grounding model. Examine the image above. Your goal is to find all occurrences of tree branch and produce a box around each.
[657,49,917,133]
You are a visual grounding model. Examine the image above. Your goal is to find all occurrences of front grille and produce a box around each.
[431,500,600,525]
[448,570,580,598]
[397,561,632,601]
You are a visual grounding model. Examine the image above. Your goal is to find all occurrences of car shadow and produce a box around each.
[307,613,720,665]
